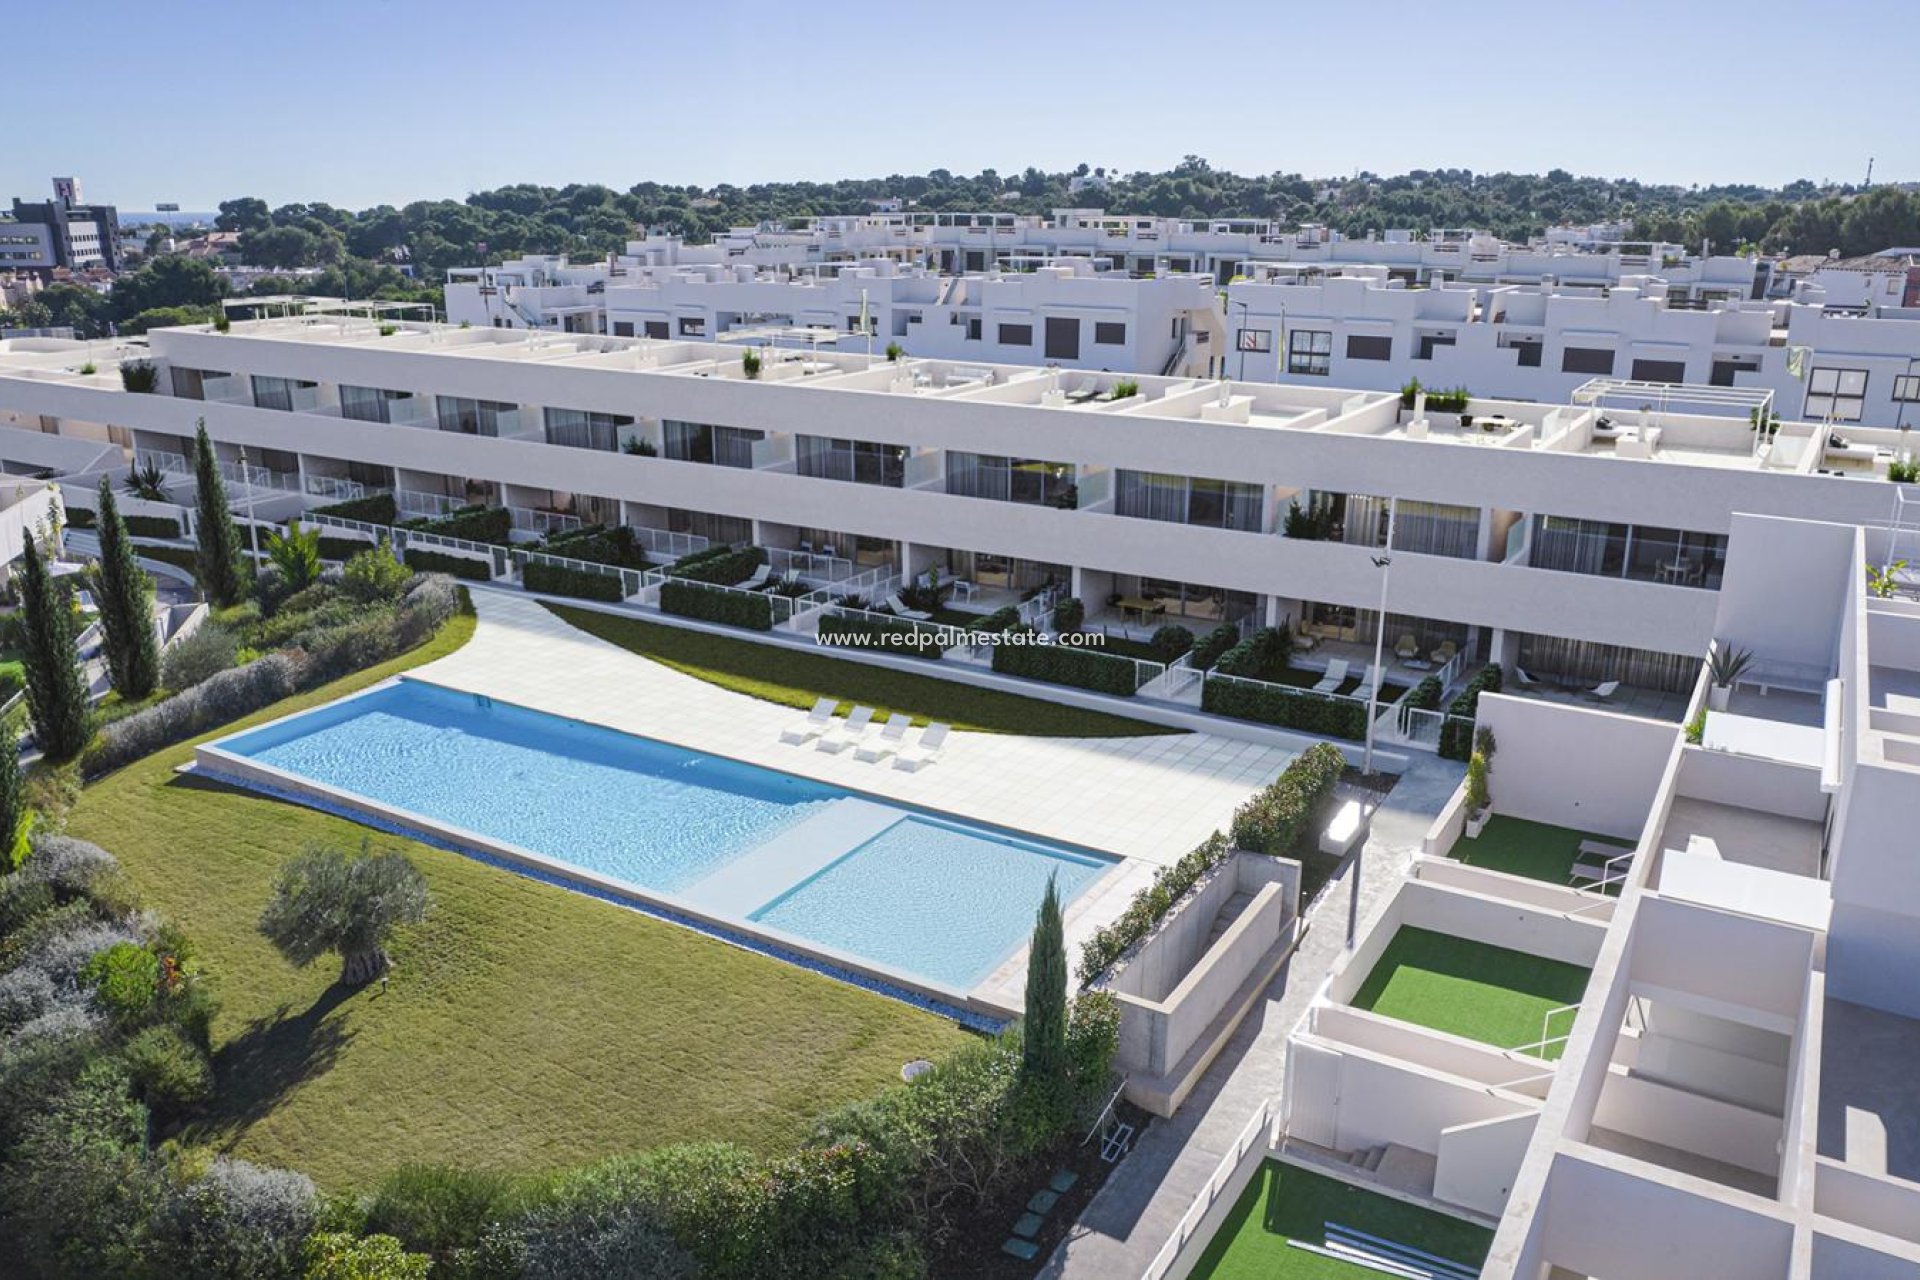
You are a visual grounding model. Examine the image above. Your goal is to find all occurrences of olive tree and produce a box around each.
[258,840,429,986]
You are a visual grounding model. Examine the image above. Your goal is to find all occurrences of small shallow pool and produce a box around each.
[202,680,1112,998]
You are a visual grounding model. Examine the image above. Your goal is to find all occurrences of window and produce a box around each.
[1043,317,1080,360]
[1805,368,1868,422]
[966,317,982,341]
[1094,321,1127,345]
[168,367,226,400]
[544,407,634,452]
[663,420,763,468]
[1287,329,1332,376]
[1562,346,1615,375]
[435,396,517,437]
[1237,328,1272,353]
[1893,374,1920,403]
[1630,358,1687,384]
[612,321,634,337]
[644,320,669,340]
[340,385,407,424]
[1415,333,1456,361]
[248,375,315,412]
[677,316,706,337]
[998,323,1033,346]
[946,453,1075,506]
[795,436,907,487]
[1346,335,1392,361]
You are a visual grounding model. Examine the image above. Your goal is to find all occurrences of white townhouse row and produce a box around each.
[1226,267,1920,432]
[447,256,1226,377]
[0,315,1917,700]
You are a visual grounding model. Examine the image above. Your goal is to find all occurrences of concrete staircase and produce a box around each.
[1204,890,1256,948]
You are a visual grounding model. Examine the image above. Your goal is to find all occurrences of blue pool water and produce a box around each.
[210,680,1111,990]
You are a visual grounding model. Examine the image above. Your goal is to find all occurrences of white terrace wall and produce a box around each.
[1473,692,1679,839]
[1674,744,1828,822]
[1811,1230,1920,1280]
[1433,1110,1538,1218]
[1714,512,1855,674]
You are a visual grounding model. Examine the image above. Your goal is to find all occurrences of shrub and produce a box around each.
[667,544,766,586]
[163,622,239,690]
[316,535,372,562]
[341,541,411,603]
[991,626,1138,696]
[1229,742,1345,856]
[120,359,158,393]
[146,1156,321,1280]
[400,505,511,545]
[362,1163,521,1265]
[1110,379,1139,399]
[1148,624,1194,664]
[65,505,98,529]
[540,525,649,569]
[87,653,301,776]
[1074,832,1221,984]
[659,579,773,631]
[125,513,183,539]
[119,1024,213,1113]
[1212,625,1290,679]
[511,1198,694,1280]
[311,493,397,526]
[1050,595,1085,633]
[80,941,161,1021]
[401,547,492,581]
[1438,663,1503,760]
[816,610,944,661]
[521,559,626,601]
[1466,750,1491,814]
[1191,623,1242,671]
[302,1232,433,1280]
[1202,676,1369,739]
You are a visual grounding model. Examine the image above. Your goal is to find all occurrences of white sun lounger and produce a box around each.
[884,592,932,621]
[815,704,875,752]
[1311,658,1350,695]
[1585,679,1621,703]
[1351,664,1382,701]
[737,562,773,589]
[779,697,837,745]
[855,713,914,762]
[893,722,950,771]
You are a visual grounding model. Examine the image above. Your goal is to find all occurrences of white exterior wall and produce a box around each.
[1473,693,1679,839]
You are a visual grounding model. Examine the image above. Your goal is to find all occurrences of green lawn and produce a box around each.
[544,602,1180,737]
[1349,927,1591,1057]
[65,609,969,1190]
[1455,815,1633,885]
[1190,1162,1493,1280]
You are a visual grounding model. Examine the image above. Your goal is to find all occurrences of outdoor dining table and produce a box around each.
[1114,596,1166,623]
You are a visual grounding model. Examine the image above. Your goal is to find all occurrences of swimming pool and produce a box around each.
[201,679,1113,998]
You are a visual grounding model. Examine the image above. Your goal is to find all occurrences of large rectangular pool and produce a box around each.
[201,679,1113,998]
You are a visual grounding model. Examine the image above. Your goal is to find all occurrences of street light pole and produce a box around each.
[1363,497,1397,776]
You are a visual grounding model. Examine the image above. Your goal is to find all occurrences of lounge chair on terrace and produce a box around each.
[737,562,773,589]
[1352,664,1383,702]
[1584,680,1621,703]
[855,713,913,762]
[1429,640,1459,666]
[884,592,933,621]
[1394,633,1418,660]
[1514,666,1545,689]
[779,697,837,745]
[894,722,950,771]
[815,705,875,752]
[1311,658,1350,695]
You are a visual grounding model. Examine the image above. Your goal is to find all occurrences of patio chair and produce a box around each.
[884,591,933,621]
[737,562,773,589]
[815,705,875,752]
[779,697,837,745]
[1352,664,1383,701]
[1311,658,1350,694]
[1393,633,1418,660]
[894,722,950,771]
[1429,640,1459,666]
[1584,680,1621,703]
[1514,667,1545,689]
[855,713,913,762]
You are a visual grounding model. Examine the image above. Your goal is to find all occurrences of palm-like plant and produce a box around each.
[123,458,169,502]
[1708,644,1754,688]
[265,520,323,593]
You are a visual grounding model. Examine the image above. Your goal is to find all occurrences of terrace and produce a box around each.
[1348,926,1593,1058]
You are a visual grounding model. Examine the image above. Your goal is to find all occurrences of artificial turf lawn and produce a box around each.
[1453,814,1633,885]
[543,602,1180,737]
[1349,926,1591,1058]
[65,607,970,1190]
[1189,1162,1493,1279]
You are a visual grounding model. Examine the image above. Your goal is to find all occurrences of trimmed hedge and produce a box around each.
[1396,673,1443,732]
[403,547,493,581]
[668,544,766,586]
[1213,626,1290,679]
[312,492,397,525]
[1149,624,1195,665]
[990,625,1139,696]
[816,611,945,661]
[65,506,97,529]
[124,514,182,539]
[1439,663,1503,760]
[659,578,773,631]
[403,504,513,545]
[540,525,649,570]
[317,534,373,562]
[1051,596,1085,632]
[521,560,625,602]
[1189,624,1240,671]
[1078,742,1347,983]
[1202,674,1370,740]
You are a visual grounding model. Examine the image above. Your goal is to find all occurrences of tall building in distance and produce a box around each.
[2,177,121,274]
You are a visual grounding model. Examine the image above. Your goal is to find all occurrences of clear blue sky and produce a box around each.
[9,0,1912,211]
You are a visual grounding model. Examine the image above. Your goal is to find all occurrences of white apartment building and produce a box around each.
[2,314,1920,703]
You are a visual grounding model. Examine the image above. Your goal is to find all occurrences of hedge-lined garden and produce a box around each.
[1439,664,1503,760]
[401,547,494,581]
[124,515,182,540]
[398,505,512,545]
[816,611,946,661]
[1201,675,1370,740]
[1077,742,1346,982]
[659,579,774,631]
[667,545,766,587]
[990,625,1142,696]
[522,560,626,602]
[310,493,397,526]
[538,525,649,570]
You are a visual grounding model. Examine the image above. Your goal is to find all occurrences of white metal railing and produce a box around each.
[303,513,385,541]
[510,507,585,536]
[765,546,855,582]
[1144,1098,1272,1280]
[513,546,645,597]
[631,526,710,560]
[1145,649,1204,701]
[1510,1002,1583,1059]
[411,529,512,576]
[303,474,380,501]
[134,448,298,493]
[1391,703,1447,747]
[395,490,462,518]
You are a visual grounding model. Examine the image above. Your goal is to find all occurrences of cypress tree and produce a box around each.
[1022,873,1069,1090]
[190,418,246,606]
[0,731,24,869]
[17,537,91,761]
[93,477,161,699]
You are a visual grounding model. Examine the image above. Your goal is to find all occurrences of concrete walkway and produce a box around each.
[1040,753,1463,1279]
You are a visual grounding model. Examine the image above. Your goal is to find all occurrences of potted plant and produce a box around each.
[741,350,762,380]
[1464,725,1496,838]
[1706,644,1753,712]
